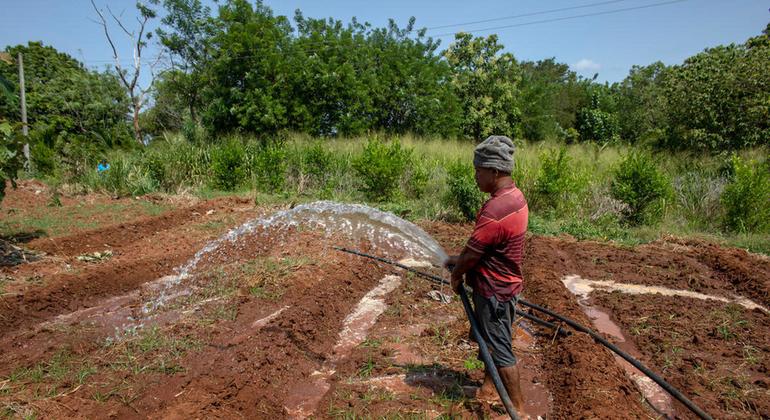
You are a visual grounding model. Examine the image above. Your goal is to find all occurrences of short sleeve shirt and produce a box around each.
[466,184,528,302]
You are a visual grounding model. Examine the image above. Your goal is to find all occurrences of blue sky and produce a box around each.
[1,0,767,91]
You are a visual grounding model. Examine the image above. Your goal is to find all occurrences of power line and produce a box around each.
[432,0,688,37]
[425,0,634,31]
[77,0,688,67]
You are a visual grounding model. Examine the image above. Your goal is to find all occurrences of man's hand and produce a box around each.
[450,270,464,294]
[444,255,459,270]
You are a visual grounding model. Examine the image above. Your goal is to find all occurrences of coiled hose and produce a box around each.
[334,247,713,420]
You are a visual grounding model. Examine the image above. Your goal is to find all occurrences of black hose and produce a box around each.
[334,247,714,420]
[458,288,520,420]
[517,300,712,420]
[514,309,570,337]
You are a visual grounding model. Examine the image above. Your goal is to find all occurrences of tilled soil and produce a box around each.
[0,196,768,419]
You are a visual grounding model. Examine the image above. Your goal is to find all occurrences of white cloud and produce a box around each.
[573,58,601,72]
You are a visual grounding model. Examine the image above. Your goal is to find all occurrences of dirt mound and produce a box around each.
[0,196,256,336]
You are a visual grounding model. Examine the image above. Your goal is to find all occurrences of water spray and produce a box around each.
[335,247,713,420]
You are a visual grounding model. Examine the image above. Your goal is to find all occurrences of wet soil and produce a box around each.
[0,193,768,419]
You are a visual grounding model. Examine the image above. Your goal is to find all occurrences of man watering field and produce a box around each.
[445,135,529,414]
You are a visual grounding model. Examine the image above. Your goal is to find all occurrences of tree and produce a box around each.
[156,0,215,123]
[518,58,588,141]
[91,0,160,144]
[443,33,521,140]
[0,42,131,150]
[200,0,296,135]
[613,62,669,144]
[0,122,25,203]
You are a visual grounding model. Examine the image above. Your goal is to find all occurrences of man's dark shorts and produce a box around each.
[471,290,518,368]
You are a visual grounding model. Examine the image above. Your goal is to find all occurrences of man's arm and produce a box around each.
[445,246,483,294]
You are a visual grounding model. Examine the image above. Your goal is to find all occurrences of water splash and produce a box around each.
[179,201,447,276]
[148,201,448,314]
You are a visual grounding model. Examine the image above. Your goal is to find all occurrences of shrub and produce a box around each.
[610,152,673,225]
[30,142,57,177]
[250,141,287,193]
[532,147,585,212]
[445,160,484,221]
[352,138,411,202]
[577,108,620,144]
[301,141,333,190]
[721,156,770,233]
[404,158,430,199]
[210,140,246,191]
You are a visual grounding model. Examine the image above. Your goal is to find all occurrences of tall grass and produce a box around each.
[46,132,769,254]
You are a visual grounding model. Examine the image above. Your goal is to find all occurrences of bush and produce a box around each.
[532,147,585,212]
[610,152,673,225]
[577,108,620,144]
[30,141,57,177]
[250,141,287,193]
[210,140,246,191]
[445,160,484,221]
[300,141,333,190]
[404,158,430,199]
[352,138,411,202]
[721,156,770,233]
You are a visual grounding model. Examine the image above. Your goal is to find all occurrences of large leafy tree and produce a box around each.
[661,23,769,150]
[518,58,590,140]
[200,0,296,135]
[612,62,669,144]
[156,0,215,123]
[443,33,522,140]
[0,42,130,150]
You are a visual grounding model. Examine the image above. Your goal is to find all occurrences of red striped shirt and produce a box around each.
[466,184,528,302]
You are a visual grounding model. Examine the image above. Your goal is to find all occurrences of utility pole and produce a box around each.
[18,52,30,171]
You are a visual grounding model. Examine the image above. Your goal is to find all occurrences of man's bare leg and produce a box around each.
[498,365,525,412]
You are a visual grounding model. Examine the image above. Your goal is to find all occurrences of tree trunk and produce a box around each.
[132,97,142,145]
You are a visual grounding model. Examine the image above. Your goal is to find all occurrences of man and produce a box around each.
[445,135,529,413]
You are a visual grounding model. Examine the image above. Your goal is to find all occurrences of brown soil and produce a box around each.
[0,192,768,419]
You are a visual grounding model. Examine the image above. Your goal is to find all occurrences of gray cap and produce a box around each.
[473,135,515,173]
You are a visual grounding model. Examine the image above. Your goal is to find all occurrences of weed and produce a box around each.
[463,357,484,371]
[360,338,382,349]
[742,345,761,366]
[361,387,395,402]
[357,356,376,378]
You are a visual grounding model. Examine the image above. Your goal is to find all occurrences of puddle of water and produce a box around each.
[562,274,769,313]
[283,275,403,418]
[561,275,675,418]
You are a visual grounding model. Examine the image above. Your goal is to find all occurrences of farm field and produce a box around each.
[1,181,767,419]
